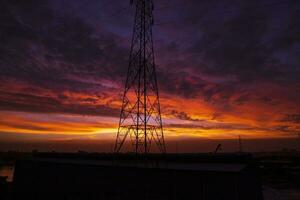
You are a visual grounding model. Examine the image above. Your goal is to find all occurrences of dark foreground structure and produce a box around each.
[13,153,263,200]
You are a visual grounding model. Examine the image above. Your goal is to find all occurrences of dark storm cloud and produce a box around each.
[0,0,128,85]
[157,69,207,98]
[153,0,300,114]
[187,1,271,81]
[281,114,300,124]
[0,0,128,116]
[169,110,202,121]
[0,0,299,122]
[271,2,300,50]
[0,90,120,117]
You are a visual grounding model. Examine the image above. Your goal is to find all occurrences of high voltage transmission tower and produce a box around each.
[114,0,166,154]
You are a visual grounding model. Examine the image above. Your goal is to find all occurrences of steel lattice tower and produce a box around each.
[114,0,166,154]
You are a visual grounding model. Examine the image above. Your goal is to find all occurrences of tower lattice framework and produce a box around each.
[114,0,166,154]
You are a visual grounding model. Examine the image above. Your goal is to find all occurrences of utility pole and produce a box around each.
[114,0,166,154]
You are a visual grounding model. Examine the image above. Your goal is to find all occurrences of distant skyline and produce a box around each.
[0,0,299,151]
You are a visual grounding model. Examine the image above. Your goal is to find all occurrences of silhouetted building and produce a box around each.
[13,153,263,200]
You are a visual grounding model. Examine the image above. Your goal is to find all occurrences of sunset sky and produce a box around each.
[0,0,299,152]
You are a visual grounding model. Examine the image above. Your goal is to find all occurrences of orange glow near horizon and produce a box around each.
[0,90,299,142]
[0,80,299,142]
[1,76,299,143]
